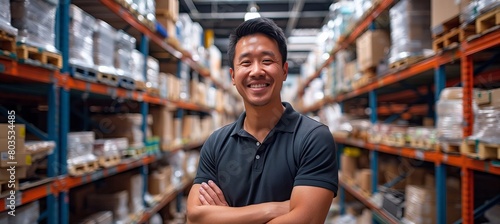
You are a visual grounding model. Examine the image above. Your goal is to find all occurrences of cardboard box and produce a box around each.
[86,191,129,223]
[151,106,175,148]
[345,61,358,81]
[156,16,177,38]
[0,138,25,153]
[0,152,31,167]
[155,0,179,21]
[476,88,500,106]
[341,154,357,181]
[0,124,25,139]
[149,170,167,195]
[356,30,391,71]
[357,169,372,194]
[0,166,27,181]
[431,0,471,31]
[100,172,144,214]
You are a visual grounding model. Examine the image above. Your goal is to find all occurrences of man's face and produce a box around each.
[230,33,288,107]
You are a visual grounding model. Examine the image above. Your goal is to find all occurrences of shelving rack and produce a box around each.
[297,0,500,223]
[0,0,234,223]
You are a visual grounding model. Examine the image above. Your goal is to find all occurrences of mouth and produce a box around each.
[247,83,270,88]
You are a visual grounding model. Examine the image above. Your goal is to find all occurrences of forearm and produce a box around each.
[187,202,279,224]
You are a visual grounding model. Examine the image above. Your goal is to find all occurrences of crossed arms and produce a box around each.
[186,180,334,224]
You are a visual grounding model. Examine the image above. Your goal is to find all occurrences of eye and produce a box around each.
[240,60,251,66]
[263,59,273,64]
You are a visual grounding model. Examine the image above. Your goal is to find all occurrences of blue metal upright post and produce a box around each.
[369,91,378,194]
[140,34,150,207]
[434,65,447,224]
[47,83,59,224]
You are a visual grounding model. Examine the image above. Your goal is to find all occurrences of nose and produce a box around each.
[249,62,265,78]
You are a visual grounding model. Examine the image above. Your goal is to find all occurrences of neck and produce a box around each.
[243,101,285,142]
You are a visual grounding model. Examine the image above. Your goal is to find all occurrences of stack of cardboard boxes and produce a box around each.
[0,124,29,192]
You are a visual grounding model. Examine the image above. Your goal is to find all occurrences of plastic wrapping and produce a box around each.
[147,56,160,89]
[461,0,500,24]
[69,5,95,68]
[158,73,168,99]
[329,0,356,38]
[0,0,18,36]
[353,0,373,19]
[115,30,136,78]
[10,0,58,52]
[67,132,97,166]
[93,138,128,157]
[471,106,500,144]
[168,150,186,187]
[437,99,465,142]
[93,20,116,74]
[8,201,39,224]
[130,49,145,82]
[388,0,432,64]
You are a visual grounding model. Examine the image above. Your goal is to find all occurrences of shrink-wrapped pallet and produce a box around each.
[389,0,432,64]
[69,5,95,68]
[147,56,160,89]
[131,49,146,82]
[0,0,17,36]
[114,30,136,78]
[471,106,500,144]
[67,132,97,167]
[94,20,116,75]
[10,0,57,51]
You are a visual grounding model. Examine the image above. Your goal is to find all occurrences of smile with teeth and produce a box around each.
[249,83,270,88]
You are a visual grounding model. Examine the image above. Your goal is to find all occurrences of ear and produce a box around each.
[283,62,289,81]
[230,67,235,85]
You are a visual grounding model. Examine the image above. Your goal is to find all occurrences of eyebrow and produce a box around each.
[238,51,276,61]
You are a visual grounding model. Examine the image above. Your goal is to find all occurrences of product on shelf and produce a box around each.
[431,0,471,34]
[151,106,175,150]
[461,0,500,25]
[149,166,172,196]
[356,30,391,72]
[406,127,438,150]
[131,49,146,83]
[158,72,168,99]
[389,0,432,64]
[93,20,117,75]
[328,0,356,40]
[114,30,136,78]
[25,140,56,179]
[77,211,113,224]
[470,105,500,144]
[0,124,26,181]
[147,56,160,92]
[10,0,58,52]
[67,132,98,171]
[179,63,191,101]
[92,114,145,149]
[86,191,130,224]
[0,0,17,36]
[155,0,179,21]
[69,5,96,68]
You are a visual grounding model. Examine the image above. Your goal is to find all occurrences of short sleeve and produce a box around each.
[194,134,218,184]
[294,125,338,197]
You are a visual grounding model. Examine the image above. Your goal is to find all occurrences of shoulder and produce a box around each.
[204,121,237,147]
[296,114,331,138]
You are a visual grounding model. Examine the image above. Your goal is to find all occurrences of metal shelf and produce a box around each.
[339,180,400,224]
[0,178,56,213]
[0,58,61,84]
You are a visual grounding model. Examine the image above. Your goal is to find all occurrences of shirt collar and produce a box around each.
[230,102,299,137]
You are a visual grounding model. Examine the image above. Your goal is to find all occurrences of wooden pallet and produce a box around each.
[16,45,62,68]
[147,87,160,96]
[68,160,99,176]
[123,147,146,158]
[0,179,19,195]
[461,140,500,160]
[382,136,406,147]
[440,142,462,154]
[433,28,460,52]
[0,30,16,58]
[97,72,119,87]
[98,154,121,168]
[389,56,425,70]
[118,75,136,90]
[410,139,438,151]
[135,80,147,91]
[70,64,98,83]
[476,7,500,34]
[352,73,375,90]
[432,15,461,38]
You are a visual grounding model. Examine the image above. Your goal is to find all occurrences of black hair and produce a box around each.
[227,17,287,69]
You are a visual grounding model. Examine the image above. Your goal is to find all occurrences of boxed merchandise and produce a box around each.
[151,106,175,149]
[130,49,146,82]
[114,30,136,78]
[93,20,117,75]
[147,56,160,90]
[356,30,391,71]
[431,0,471,33]
[149,169,169,195]
[355,169,372,194]
[69,5,95,68]
[0,123,25,139]
[341,154,358,181]
[87,191,129,224]
[92,114,144,149]
[0,0,17,36]
[10,0,58,51]
[155,0,179,21]
[158,73,168,99]
[67,132,97,168]
[389,0,432,64]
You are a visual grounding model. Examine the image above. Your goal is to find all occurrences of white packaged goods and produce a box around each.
[158,73,168,99]
[389,0,432,64]
[0,0,17,36]
[67,132,97,166]
[92,114,145,149]
[11,0,58,52]
[131,49,146,82]
[328,1,356,38]
[147,56,160,89]
[115,30,136,78]
[93,138,128,157]
[94,20,117,75]
[471,106,500,144]
[69,5,96,68]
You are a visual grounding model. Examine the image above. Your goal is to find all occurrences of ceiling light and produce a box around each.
[244,2,261,21]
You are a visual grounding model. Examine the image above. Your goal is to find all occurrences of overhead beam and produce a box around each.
[285,0,305,37]
[184,0,200,14]
[190,11,329,19]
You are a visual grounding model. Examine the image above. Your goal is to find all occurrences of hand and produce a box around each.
[199,180,229,206]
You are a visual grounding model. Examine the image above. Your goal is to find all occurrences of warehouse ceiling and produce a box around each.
[179,0,335,74]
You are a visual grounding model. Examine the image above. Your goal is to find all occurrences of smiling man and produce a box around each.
[186,17,338,224]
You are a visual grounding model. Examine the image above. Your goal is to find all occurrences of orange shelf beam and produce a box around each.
[61,155,156,190]
[0,182,55,212]
[465,159,500,176]
[462,29,500,56]
[0,58,62,84]
[340,180,399,224]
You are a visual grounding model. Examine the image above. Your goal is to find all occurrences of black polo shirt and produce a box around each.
[194,102,338,207]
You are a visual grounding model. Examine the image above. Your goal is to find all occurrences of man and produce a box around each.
[186,17,338,224]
